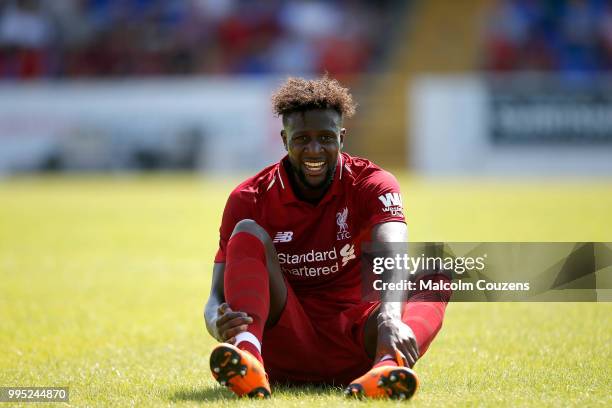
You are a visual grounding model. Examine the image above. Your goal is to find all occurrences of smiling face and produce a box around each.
[281,109,345,198]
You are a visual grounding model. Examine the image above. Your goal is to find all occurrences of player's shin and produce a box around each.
[210,231,271,397]
[402,274,451,356]
[224,231,270,363]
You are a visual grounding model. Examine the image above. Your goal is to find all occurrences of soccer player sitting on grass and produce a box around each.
[204,76,451,400]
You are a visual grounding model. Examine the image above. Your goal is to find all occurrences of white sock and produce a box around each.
[379,354,394,362]
[235,332,261,353]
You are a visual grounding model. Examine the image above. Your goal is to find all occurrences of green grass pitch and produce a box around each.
[0,174,611,407]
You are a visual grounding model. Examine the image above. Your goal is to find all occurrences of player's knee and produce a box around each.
[231,218,271,245]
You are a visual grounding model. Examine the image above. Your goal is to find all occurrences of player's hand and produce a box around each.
[213,303,253,344]
[375,316,419,368]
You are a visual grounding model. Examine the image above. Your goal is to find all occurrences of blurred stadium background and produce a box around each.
[1,0,611,406]
[1,0,612,174]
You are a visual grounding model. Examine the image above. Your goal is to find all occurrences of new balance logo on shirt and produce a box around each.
[273,231,293,243]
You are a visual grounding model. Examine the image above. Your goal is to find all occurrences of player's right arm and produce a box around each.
[204,186,255,343]
[204,262,226,340]
[204,262,253,343]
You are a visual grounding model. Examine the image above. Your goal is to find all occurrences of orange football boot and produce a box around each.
[209,343,271,398]
[344,352,419,400]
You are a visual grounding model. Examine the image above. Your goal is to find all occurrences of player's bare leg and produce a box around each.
[210,219,287,398]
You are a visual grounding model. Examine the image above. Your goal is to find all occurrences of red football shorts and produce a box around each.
[261,281,378,385]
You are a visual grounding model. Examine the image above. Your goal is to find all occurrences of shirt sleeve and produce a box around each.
[359,169,406,227]
[214,189,254,263]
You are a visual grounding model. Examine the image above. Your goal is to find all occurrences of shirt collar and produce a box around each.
[277,154,344,205]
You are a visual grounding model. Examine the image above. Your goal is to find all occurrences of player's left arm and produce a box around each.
[371,221,419,367]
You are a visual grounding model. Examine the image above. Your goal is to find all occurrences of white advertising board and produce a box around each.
[0,78,285,174]
[410,76,612,176]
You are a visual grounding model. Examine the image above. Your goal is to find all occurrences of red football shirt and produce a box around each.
[215,152,406,305]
